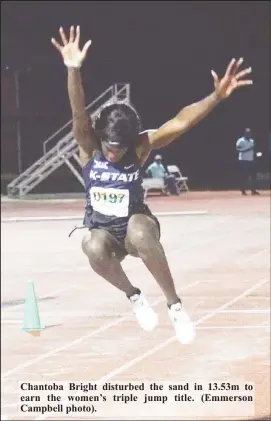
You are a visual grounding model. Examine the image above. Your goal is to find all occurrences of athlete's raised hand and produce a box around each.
[212,58,253,100]
[51,26,91,68]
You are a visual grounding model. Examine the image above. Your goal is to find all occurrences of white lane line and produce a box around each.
[35,278,268,420]
[1,280,200,380]
[1,211,208,223]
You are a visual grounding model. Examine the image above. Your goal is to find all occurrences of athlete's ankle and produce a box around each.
[167,297,182,309]
[126,287,141,300]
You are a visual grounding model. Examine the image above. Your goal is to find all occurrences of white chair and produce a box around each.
[167,165,189,192]
[142,178,166,199]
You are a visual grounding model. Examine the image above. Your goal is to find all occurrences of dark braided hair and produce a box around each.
[94,102,142,148]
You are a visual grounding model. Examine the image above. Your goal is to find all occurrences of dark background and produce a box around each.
[1,1,270,193]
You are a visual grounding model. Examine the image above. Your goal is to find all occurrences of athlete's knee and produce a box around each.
[127,215,159,251]
[82,231,110,264]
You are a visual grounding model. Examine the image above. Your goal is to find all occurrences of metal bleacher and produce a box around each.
[7,84,130,198]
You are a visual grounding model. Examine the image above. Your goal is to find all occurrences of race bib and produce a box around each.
[90,187,130,217]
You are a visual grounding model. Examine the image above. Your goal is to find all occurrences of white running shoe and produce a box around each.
[168,301,195,344]
[129,292,158,331]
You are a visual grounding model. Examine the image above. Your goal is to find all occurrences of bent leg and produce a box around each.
[82,229,139,298]
[125,214,196,344]
[82,228,158,331]
[125,214,180,306]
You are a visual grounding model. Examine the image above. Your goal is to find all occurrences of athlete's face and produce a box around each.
[101,142,128,163]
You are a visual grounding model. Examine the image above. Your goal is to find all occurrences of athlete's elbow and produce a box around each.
[72,128,85,144]
[174,114,192,133]
[73,120,91,141]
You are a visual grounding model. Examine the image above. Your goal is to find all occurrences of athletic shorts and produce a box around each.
[83,203,161,252]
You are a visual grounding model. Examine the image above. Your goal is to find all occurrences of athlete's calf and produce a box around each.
[125,214,180,306]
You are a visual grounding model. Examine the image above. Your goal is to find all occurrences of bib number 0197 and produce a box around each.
[92,191,125,204]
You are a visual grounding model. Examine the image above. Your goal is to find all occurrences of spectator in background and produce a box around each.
[147,155,166,179]
[236,128,260,195]
[146,155,180,195]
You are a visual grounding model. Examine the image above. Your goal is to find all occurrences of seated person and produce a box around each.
[146,155,180,195]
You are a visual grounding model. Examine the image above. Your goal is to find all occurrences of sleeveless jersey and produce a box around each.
[82,148,145,227]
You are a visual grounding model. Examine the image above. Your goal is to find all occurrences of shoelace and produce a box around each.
[131,296,149,310]
[133,298,144,308]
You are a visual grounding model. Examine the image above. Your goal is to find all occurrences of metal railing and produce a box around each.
[6,83,131,198]
[43,84,129,155]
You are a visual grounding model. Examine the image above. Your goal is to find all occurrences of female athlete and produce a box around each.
[51,26,252,344]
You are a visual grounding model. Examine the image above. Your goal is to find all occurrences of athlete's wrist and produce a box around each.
[211,90,223,103]
[67,67,82,77]
[66,62,82,69]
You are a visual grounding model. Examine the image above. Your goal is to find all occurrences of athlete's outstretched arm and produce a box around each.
[51,26,96,166]
[145,58,253,150]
